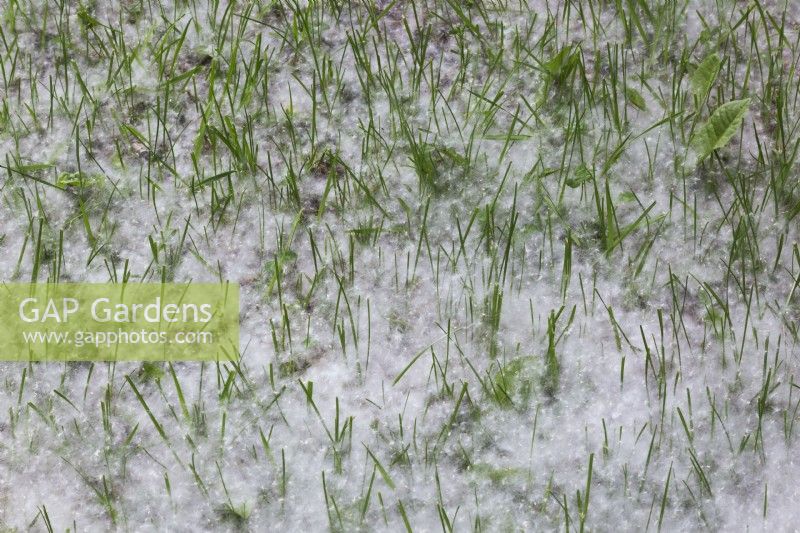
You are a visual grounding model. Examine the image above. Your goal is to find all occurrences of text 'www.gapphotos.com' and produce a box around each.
[22,329,214,348]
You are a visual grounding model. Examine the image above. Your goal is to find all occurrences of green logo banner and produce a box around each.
[0,283,240,361]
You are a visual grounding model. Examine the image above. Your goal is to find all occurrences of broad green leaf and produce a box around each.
[544,45,580,83]
[625,86,647,111]
[565,164,594,188]
[17,162,54,173]
[77,6,101,29]
[57,171,101,188]
[691,53,721,99]
[691,98,750,161]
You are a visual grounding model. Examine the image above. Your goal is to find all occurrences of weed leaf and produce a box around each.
[625,86,647,110]
[566,165,594,188]
[691,53,721,100]
[691,98,750,161]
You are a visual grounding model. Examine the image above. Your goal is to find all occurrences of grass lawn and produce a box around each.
[1,0,800,530]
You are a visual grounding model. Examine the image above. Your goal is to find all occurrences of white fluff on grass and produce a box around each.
[1,0,800,530]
